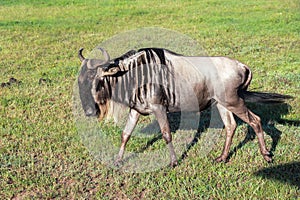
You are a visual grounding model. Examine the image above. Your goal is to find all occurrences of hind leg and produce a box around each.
[215,104,237,162]
[226,99,272,162]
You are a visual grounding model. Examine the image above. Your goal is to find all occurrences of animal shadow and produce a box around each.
[254,161,300,189]
[170,102,297,162]
[135,102,297,165]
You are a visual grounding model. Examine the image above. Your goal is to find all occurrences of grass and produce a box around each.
[0,0,299,199]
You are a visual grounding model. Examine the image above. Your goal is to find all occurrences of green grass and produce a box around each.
[0,0,299,199]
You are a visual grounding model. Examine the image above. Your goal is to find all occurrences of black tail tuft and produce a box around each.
[242,91,293,104]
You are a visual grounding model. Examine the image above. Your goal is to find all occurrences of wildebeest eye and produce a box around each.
[100,98,106,104]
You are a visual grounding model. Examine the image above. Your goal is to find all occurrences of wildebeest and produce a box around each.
[77,47,291,167]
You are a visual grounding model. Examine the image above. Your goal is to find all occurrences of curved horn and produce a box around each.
[98,47,110,62]
[78,48,85,62]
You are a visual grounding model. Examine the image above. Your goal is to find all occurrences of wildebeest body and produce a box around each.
[78,47,291,167]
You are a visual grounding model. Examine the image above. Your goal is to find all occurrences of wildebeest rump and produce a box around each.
[77,47,291,167]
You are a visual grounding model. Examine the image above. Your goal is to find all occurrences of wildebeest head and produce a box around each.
[78,47,115,118]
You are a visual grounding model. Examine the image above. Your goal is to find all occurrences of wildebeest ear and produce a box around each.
[102,66,120,76]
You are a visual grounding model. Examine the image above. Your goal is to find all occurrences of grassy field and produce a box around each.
[0,0,299,199]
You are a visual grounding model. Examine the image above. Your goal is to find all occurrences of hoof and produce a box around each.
[170,161,178,168]
[215,156,228,163]
[114,159,123,167]
[263,153,273,163]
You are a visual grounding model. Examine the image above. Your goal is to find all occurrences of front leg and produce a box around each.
[114,109,140,166]
[152,104,178,167]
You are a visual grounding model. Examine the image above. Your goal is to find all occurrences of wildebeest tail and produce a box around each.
[241,91,293,103]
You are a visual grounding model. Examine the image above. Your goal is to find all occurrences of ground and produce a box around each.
[0,0,299,199]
